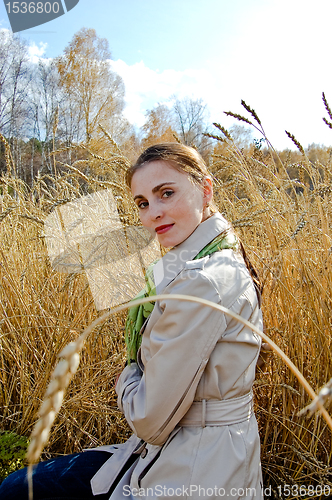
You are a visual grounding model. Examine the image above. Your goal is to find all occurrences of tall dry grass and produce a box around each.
[0,153,133,458]
[209,103,332,494]
[1,112,332,497]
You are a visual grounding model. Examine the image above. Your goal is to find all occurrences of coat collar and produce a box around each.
[153,212,230,294]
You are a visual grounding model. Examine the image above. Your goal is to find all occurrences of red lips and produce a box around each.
[155,224,174,234]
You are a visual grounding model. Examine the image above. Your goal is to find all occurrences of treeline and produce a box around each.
[0,27,130,183]
[1,26,332,186]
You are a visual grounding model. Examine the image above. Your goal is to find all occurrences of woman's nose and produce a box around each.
[148,200,163,220]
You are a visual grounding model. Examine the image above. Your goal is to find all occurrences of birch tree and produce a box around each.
[0,31,31,136]
[56,28,126,144]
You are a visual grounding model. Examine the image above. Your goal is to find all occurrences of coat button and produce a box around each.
[141,448,148,458]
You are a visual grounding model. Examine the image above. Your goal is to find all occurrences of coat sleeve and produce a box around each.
[115,268,228,446]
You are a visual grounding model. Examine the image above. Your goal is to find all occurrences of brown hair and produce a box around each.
[126,143,217,213]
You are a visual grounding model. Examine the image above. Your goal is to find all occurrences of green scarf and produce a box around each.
[125,230,239,362]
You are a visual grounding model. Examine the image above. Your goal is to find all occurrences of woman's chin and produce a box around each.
[157,236,173,247]
[157,234,179,248]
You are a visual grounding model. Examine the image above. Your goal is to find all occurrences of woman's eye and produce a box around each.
[162,190,174,198]
[138,201,148,209]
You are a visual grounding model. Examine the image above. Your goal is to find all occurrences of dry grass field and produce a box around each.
[1,116,332,497]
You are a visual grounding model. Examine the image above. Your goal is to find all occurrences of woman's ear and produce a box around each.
[202,177,213,206]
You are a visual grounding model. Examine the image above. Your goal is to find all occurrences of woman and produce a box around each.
[0,143,264,499]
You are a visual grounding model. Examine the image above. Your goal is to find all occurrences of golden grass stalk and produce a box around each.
[26,294,332,469]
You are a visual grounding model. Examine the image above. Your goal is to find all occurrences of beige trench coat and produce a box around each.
[90,213,264,499]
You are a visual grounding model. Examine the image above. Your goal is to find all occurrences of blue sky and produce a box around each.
[1,0,332,150]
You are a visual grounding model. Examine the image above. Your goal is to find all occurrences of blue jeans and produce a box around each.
[0,451,112,499]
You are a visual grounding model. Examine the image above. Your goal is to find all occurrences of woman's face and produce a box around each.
[131,160,213,247]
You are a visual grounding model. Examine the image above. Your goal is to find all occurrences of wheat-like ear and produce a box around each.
[224,110,253,127]
[323,117,332,129]
[285,130,305,155]
[241,100,261,126]
[26,339,82,464]
[298,378,332,417]
[172,132,182,144]
[98,123,122,155]
[203,132,226,143]
[212,123,232,141]
[26,336,84,500]
[322,92,332,121]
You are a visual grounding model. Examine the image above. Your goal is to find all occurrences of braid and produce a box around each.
[239,241,263,307]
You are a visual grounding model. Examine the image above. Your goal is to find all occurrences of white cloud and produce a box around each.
[208,0,332,149]
[108,0,332,150]
[110,45,332,151]
[110,59,219,128]
[28,41,48,63]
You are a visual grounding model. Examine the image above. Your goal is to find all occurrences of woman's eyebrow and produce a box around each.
[133,182,176,201]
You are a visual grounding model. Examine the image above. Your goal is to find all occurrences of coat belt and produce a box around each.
[178,391,253,428]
